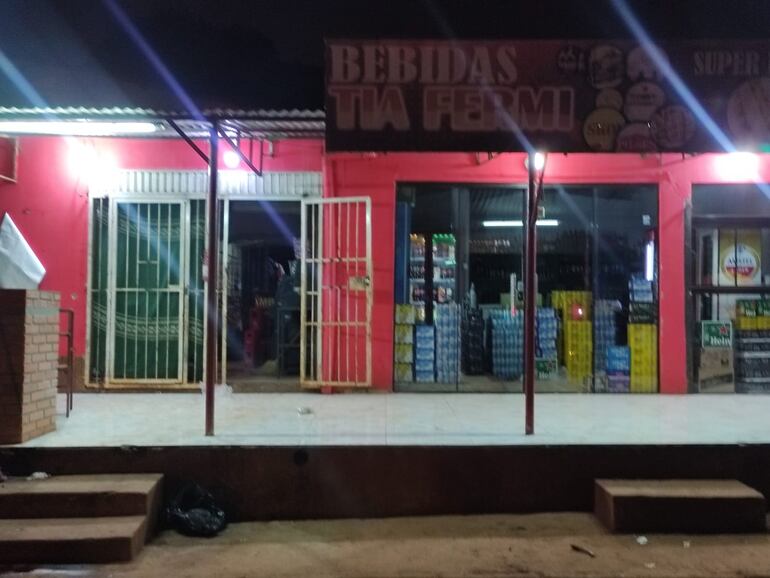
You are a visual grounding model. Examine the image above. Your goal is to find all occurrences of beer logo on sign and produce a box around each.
[721,243,760,281]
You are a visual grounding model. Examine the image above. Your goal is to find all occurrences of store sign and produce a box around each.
[718,230,762,286]
[701,320,733,348]
[326,39,770,152]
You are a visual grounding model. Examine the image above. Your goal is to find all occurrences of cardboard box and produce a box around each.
[394,363,413,382]
[394,324,414,344]
[536,357,557,379]
[701,321,733,348]
[698,347,734,387]
[395,304,416,325]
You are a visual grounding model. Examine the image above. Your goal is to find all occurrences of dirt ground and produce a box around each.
[5,513,770,578]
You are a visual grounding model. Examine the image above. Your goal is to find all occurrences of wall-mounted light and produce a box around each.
[67,140,117,186]
[223,150,241,169]
[714,152,759,181]
[0,121,157,136]
[523,151,546,171]
[483,219,559,228]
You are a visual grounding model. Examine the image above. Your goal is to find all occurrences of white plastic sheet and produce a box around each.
[0,213,45,289]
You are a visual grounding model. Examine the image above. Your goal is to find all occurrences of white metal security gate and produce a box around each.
[300,197,372,388]
[108,200,186,383]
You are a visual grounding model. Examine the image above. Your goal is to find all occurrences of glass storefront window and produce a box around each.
[690,185,770,393]
[394,183,658,394]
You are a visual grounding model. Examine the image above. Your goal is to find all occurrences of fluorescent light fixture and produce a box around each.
[645,240,655,282]
[483,219,559,228]
[0,121,157,136]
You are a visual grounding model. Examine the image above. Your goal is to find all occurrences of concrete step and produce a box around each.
[595,479,767,533]
[0,473,163,519]
[0,516,148,563]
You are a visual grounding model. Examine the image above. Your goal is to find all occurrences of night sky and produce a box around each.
[1,0,770,111]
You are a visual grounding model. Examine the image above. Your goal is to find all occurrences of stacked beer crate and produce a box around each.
[628,276,658,393]
[734,300,770,393]
[564,320,592,384]
[552,291,592,385]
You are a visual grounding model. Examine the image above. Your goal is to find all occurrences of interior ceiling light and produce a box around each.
[483,219,559,228]
[0,121,157,136]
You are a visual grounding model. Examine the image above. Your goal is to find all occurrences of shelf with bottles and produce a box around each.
[409,264,456,283]
[410,285,455,304]
[410,278,456,284]
[409,234,427,259]
[432,233,456,260]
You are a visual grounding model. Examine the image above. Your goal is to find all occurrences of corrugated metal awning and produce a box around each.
[0,106,326,139]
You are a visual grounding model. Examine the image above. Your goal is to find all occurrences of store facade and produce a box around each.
[3,40,770,396]
[3,134,770,393]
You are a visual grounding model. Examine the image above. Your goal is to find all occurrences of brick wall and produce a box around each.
[0,290,60,444]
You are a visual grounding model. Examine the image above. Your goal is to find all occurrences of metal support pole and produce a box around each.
[524,153,537,435]
[205,122,219,436]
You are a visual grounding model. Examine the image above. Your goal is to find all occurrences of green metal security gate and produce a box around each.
[109,201,185,383]
[89,198,206,386]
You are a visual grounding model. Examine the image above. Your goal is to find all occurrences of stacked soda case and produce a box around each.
[435,304,460,383]
[735,299,770,331]
[594,300,620,375]
[461,308,485,375]
[605,346,631,392]
[489,310,524,379]
[414,324,436,383]
[536,308,558,380]
[734,300,770,392]
[564,320,592,384]
[394,305,416,383]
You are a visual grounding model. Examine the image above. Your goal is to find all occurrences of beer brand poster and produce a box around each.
[719,229,762,286]
[326,39,770,152]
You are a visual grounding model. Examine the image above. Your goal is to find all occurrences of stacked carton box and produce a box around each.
[414,324,436,382]
[394,305,416,383]
[628,275,658,393]
[435,304,460,383]
[629,323,658,392]
[606,346,631,392]
[552,291,592,366]
[594,300,619,375]
[564,320,592,384]
[536,308,558,380]
[490,310,523,379]
[461,308,485,375]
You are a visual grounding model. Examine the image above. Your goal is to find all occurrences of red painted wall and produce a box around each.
[0,136,323,358]
[3,133,769,394]
[325,151,770,393]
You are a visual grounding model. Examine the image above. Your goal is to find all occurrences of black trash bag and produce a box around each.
[166,482,228,537]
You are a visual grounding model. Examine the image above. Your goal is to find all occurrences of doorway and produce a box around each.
[221,200,303,392]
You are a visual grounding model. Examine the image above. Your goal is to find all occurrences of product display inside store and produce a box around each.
[224,201,303,388]
[393,184,659,393]
[691,184,770,393]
